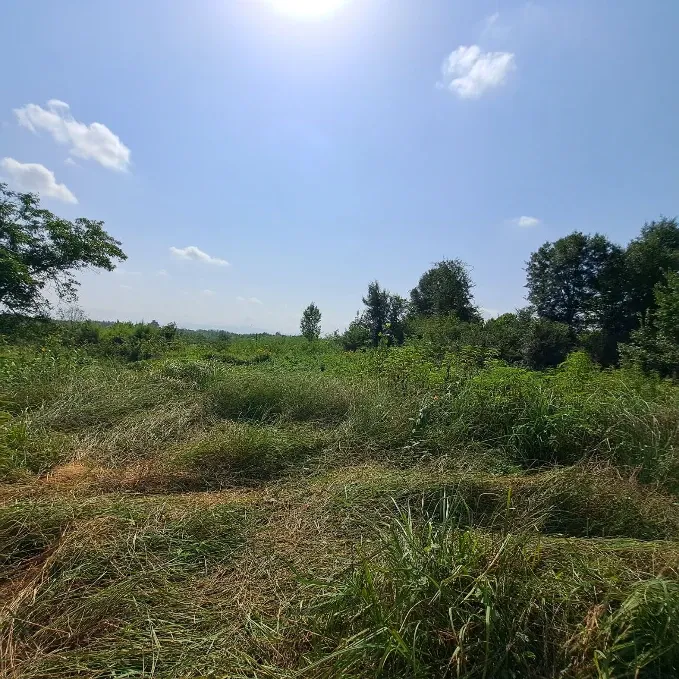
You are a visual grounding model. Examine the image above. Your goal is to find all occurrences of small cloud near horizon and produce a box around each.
[512,215,541,227]
[236,296,263,305]
[170,245,230,267]
[1,157,77,203]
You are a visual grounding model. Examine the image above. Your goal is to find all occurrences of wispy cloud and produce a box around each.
[512,215,541,228]
[156,269,170,278]
[236,296,263,305]
[438,45,515,99]
[14,99,131,172]
[201,289,215,296]
[1,157,77,203]
[169,246,230,267]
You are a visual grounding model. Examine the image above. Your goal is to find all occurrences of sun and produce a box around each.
[267,0,348,19]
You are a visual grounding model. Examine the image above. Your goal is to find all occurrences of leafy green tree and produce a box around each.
[341,314,371,351]
[0,183,126,313]
[300,302,322,341]
[362,281,391,347]
[625,217,679,322]
[410,259,480,322]
[526,232,623,333]
[621,272,679,376]
[385,293,407,345]
[520,317,574,370]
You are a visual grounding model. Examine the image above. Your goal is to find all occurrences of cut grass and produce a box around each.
[0,495,254,678]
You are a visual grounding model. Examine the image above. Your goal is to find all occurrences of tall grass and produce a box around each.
[296,503,679,678]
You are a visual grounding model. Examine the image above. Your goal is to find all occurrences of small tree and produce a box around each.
[300,302,322,341]
[0,183,127,313]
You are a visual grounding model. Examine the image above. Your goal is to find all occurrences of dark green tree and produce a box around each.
[385,293,407,345]
[300,302,322,341]
[341,315,371,351]
[526,232,623,333]
[0,184,126,313]
[410,259,479,322]
[625,217,679,322]
[362,281,391,347]
[621,271,679,376]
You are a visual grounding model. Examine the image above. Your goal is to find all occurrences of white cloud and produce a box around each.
[1,157,77,203]
[120,284,133,291]
[236,296,263,305]
[513,215,541,227]
[14,100,131,172]
[64,157,77,167]
[439,45,515,99]
[156,269,170,277]
[202,289,215,296]
[169,246,230,267]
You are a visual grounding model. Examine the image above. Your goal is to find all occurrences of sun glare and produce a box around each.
[267,0,348,19]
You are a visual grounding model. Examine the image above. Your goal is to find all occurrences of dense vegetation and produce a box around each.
[1,190,679,677]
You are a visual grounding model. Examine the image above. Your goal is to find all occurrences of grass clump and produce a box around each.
[209,371,354,424]
[174,421,334,484]
[294,506,679,678]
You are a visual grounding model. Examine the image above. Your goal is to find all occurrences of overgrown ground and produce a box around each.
[1,336,679,678]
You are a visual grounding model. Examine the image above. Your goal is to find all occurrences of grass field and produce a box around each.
[1,335,678,678]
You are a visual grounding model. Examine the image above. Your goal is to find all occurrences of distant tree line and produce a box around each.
[326,217,679,375]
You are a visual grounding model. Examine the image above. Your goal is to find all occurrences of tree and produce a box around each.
[362,281,391,347]
[410,259,480,322]
[0,184,126,313]
[385,293,407,345]
[341,315,371,351]
[625,217,679,323]
[526,232,623,333]
[300,302,322,341]
[621,272,679,376]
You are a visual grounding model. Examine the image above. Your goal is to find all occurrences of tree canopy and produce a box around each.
[300,302,322,341]
[0,184,126,313]
[410,259,479,322]
[525,232,623,333]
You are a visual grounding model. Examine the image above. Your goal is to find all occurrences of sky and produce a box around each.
[1,0,678,333]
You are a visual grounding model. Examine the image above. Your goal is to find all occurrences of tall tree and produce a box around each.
[362,281,391,347]
[0,184,126,313]
[300,302,322,341]
[385,293,407,345]
[621,272,679,376]
[525,232,623,333]
[410,259,479,322]
[625,217,679,322]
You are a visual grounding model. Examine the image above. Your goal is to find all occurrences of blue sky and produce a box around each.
[1,0,677,333]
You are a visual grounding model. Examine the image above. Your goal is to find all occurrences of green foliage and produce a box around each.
[622,272,679,377]
[526,231,623,332]
[209,371,353,424]
[299,506,679,678]
[625,217,679,322]
[301,301,322,341]
[341,315,372,351]
[410,258,480,321]
[0,183,126,313]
